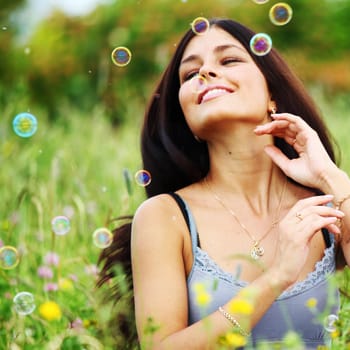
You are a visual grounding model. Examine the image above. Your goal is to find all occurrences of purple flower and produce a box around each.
[43,282,58,292]
[70,318,84,329]
[85,264,99,276]
[37,266,54,279]
[44,252,60,266]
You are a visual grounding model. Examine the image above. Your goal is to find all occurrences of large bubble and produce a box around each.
[13,292,36,316]
[111,46,132,67]
[249,33,272,56]
[92,228,113,249]
[269,3,293,26]
[134,169,152,187]
[51,216,71,235]
[323,314,339,333]
[191,17,210,35]
[0,246,20,269]
[12,113,38,138]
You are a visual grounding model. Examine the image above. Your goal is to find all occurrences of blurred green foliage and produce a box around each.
[1,0,349,123]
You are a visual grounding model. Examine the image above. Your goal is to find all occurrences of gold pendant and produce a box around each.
[250,242,264,260]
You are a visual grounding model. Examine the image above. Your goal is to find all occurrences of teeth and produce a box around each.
[202,88,230,102]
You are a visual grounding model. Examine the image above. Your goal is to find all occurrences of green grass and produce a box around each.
[0,89,349,349]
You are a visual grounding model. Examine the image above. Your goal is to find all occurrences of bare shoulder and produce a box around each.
[131,193,186,248]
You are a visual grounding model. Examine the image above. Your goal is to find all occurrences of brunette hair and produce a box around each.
[97,18,338,345]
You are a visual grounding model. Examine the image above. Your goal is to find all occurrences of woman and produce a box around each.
[99,18,350,349]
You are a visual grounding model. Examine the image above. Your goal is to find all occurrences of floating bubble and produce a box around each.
[13,292,36,316]
[250,33,272,56]
[135,169,152,187]
[191,17,210,35]
[252,0,269,3]
[12,113,38,138]
[324,314,339,333]
[51,216,70,235]
[111,46,132,67]
[190,75,207,94]
[269,2,293,26]
[92,228,113,249]
[0,246,20,269]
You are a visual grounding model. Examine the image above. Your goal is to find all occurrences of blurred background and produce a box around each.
[1,1,350,348]
[1,0,349,124]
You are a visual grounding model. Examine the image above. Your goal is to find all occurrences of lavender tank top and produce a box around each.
[169,193,340,349]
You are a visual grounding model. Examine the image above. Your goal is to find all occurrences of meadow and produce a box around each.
[1,88,350,349]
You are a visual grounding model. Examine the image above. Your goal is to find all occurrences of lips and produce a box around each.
[198,86,234,104]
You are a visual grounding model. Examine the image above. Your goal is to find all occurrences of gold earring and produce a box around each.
[271,106,277,114]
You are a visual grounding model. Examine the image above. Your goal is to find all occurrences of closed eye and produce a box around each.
[221,57,243,65]
[183,70,200,82]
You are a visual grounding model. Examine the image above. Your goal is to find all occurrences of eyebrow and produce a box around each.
[180,44,246,65]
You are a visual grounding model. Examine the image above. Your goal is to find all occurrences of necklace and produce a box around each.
[204,177,287,260]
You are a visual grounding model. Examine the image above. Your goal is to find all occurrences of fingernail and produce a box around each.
[335,210,345,217]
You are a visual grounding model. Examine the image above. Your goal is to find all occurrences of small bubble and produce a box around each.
[190,75,207,94]
[101,186,107,193]
[135,169,152,187]
[92,228,113,249]
[2,26,7,31]
[0,246,20,269]
[324,314,338,333]
[13,292,36,316]
[51,216,70,235]
[191,17,210,35]
[111,46,132,67]
[88,69,92,74]
[269,2,293,26]
[250,33,272,56]
[24,47,31,55]
[12,113,38,138]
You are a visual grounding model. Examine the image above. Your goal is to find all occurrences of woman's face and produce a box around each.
[178,26,273,139]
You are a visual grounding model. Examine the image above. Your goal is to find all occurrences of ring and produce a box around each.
[296,212,303,221]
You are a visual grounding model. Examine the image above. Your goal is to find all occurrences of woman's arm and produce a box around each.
[131,193,343,350]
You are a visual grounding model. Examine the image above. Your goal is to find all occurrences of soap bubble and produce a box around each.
[111,46,132,67]
[191,17,210,35]
[51,216,70,235]
[12,113,38,138]
[190,75,208,94]
[0,246,20,269]
[250,33,272,56]
[269,2,293,26]
[13,292,36,316]
[323,314,338,333]
[135,170,152,187]
[92,228,113,249]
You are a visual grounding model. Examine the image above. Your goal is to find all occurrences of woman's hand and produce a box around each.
[273,195,344,286]
[254,113,338,190]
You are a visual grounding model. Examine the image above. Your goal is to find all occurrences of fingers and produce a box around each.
[254,113,313,148]
[287,195,345,236]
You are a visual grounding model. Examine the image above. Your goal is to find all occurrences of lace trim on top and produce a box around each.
[194,242,335,299]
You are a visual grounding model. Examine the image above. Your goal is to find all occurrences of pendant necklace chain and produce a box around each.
[204,176,287,260]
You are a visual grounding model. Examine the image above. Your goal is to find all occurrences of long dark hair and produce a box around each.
[97,18,338,345]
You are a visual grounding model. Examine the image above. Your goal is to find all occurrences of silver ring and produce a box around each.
[296,212,303,221]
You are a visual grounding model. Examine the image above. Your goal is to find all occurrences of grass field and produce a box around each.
[1,88,349,349]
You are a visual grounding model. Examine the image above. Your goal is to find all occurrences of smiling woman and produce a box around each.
[98,18,350,349]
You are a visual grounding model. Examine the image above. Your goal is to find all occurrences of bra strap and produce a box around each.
[168,192,201,248]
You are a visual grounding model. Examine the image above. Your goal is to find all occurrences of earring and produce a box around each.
[194,135,201,142]
[270,106,277,115]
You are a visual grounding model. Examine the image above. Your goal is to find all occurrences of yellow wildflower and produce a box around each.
[193,282,212,307]
[38,301,62,321]
[331,329,340,339]
[58,278,74,291]
[223,332,247,347]
[228,298,254,315]
[305,297,318,309]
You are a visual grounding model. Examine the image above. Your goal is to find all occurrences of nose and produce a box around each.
[199,64,217,79]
